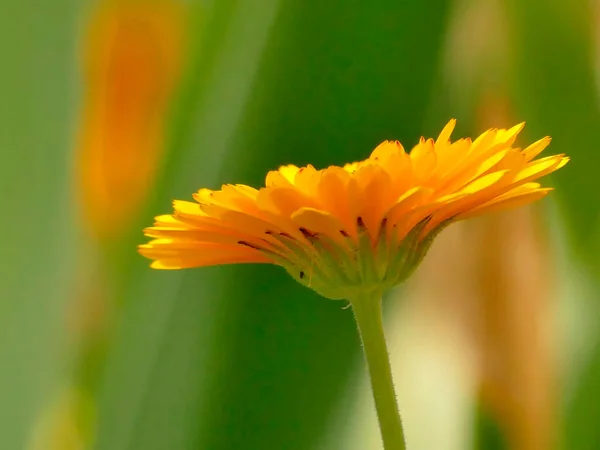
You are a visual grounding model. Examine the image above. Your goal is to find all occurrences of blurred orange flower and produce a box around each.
[473,93,559,450]
[77,0,186,239]
[140,120,567,300]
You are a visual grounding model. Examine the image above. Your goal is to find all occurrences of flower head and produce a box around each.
[139,120,568,300]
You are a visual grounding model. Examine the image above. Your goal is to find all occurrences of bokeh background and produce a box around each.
[2,0,599,449]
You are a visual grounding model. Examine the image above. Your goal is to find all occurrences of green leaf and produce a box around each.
[0,0,79,448]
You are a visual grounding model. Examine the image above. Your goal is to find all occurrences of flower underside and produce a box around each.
[139,119,568,299]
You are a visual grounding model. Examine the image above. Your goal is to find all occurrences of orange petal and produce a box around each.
[357,165,394,239]
[139,241,270,269]
[292,207,350,247]
[316,166,354,235]
[266,164,300,187]
[410,138,438,180]
[494,122,525,146]
[522,137,552,162]
[435,119,457,145]
[512,155,568,185]
[256,186,317,217]
[458,188,553,219]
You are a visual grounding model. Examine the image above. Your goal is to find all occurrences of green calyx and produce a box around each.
[268,217,448,300]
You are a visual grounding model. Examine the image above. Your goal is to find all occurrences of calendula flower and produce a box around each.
[139,120,567,300]
[140,119,568,449]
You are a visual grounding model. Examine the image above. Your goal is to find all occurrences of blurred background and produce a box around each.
[2,0,599,448]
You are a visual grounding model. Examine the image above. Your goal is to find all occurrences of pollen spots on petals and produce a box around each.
[291,207,351,247]
[346,177,366,236]
[142,226,282,257]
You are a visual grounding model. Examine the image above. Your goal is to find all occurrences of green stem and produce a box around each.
[350,292,406,450]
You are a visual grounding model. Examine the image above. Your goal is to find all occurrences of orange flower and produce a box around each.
[77,0,186,239]
[139,120,568,300]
